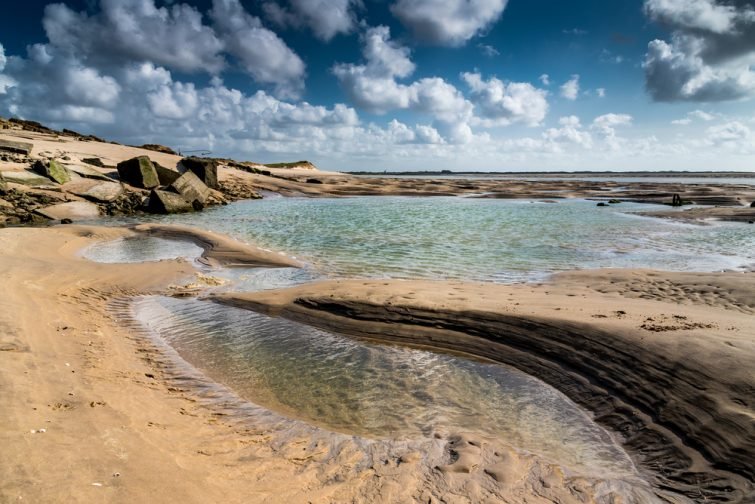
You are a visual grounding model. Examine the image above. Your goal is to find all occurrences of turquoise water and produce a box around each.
[86,196,751,483]
[127,196,754,282]
[82,236,204,263]
[133,295,638,478]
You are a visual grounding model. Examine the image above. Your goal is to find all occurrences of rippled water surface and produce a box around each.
[83,236,204,263]
[134,295,637,478]
[134,196,754,281]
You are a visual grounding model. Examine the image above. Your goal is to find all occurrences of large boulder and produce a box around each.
[116,156,159,189]
[154,162,181,185]
[32,159,71,184]
[169,171,210,205]
[146,189,193,214]
[178,157,218,189]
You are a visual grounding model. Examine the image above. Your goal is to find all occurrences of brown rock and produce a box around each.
[146,189,193,214]
[34,201,101,221]
[0,139,33,155]
[154,162,181,185]
[169,171,210,205]
[179,157,218,189]
[141,144,177,155]
[32,159,71,184]
[116,156,159,189]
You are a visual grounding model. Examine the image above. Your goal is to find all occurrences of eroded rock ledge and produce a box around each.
[210,273,755,502]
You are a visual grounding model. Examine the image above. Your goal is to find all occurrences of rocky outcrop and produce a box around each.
[102,191,147,216]
[35,201,101,221]
[140,144,177,155]
[3,170,56,186]
[68,180,124,203]
[0,188,59,225]
[81,157,105,168]
[0,139,33,155]
[32,159,71,184]
[67,164,112,181]
[116,156,159,189]
[146,189,194,214]
[179,157,218,189]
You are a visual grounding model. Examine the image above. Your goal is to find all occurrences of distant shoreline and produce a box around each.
[347,170,755,178]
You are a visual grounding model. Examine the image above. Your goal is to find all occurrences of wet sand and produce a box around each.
[0,224,752,502]
[213,272,755,502]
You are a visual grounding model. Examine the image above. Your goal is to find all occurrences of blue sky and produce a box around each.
[1,0,754,171]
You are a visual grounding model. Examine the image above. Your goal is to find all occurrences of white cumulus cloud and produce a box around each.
[543,116,593,149]
[209,0,305,98]
[43,0,226,73]
[705,121,753,149]
[462,72,548,127]
[262,0,361,41]
[390,0,508,46]
[643,0,755,101]
[560,75,580,100]
[332,26,473,133]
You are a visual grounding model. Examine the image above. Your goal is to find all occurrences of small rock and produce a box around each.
[32,159,71,184]
[81,157,105,168]
[596,202,608,207]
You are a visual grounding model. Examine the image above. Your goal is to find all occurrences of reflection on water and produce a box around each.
[134,295,638,479]
[82,236,204,263]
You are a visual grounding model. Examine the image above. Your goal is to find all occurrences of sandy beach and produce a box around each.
[0,222,751,502]
[1,121,754,503]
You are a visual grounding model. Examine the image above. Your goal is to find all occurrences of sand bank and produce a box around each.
[2,225,667,503]
[212,271,755,502]
[130,223,302,268]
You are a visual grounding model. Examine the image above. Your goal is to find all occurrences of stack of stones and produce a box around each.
[116,156,223,214]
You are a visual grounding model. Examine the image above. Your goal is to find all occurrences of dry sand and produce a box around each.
[0,224,752,502]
